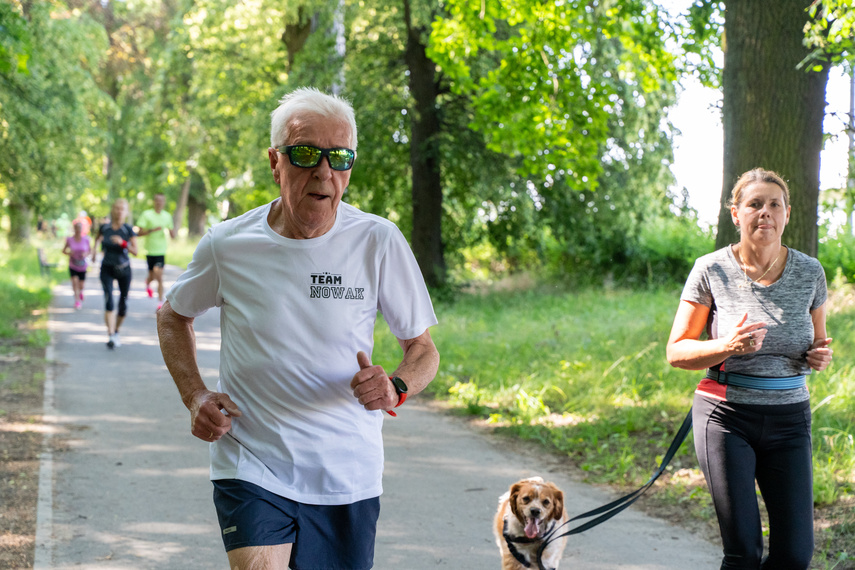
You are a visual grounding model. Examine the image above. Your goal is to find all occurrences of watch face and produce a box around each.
[391,376,408,394]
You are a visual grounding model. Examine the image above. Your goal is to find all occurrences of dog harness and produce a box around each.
[502,518,558,570]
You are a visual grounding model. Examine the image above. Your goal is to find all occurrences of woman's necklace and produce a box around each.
[738,247,782,288]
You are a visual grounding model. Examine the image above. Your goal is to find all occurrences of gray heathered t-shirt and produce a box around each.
[680,246,827,404]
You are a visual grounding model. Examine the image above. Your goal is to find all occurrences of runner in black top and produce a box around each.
[92,199,138,349]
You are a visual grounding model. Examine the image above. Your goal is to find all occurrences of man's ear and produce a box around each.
[268,148,282,183]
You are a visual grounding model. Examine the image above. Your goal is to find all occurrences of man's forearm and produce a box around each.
[393,329,440,396]
[157,300,207,409]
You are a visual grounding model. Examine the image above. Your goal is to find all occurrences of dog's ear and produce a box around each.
[551,488,565,521]
[509,483,524,521]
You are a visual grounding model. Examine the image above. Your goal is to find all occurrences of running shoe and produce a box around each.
[112,333,122,347]
[146,287,153,298]
[74,301,81,310]
[79,292,84,301]
[107,337,115,349]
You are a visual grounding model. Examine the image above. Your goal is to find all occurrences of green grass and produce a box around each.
[374,281,855,520]
[164,232,201,269]
[0,238,59,343]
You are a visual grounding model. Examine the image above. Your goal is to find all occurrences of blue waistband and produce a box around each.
[706,369,806,390]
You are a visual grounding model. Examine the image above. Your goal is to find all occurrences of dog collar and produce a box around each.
[502,518,559,570]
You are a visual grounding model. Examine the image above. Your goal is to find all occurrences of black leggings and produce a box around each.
[100,265,131,316]
[693,394,814,570]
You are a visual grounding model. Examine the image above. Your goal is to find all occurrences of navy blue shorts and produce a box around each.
[146,255,165,271]
[212,479,380,570]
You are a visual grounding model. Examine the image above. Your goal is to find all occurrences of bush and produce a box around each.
[819,232,855,284]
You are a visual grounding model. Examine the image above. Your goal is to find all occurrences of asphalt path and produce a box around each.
[37,258,721,569]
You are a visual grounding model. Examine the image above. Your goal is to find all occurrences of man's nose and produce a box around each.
[312,157,334,179]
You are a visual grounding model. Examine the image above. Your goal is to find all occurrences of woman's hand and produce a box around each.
[722,312,768,356]
[806,338,833,371]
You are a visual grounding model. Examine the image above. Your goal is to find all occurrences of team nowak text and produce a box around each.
[310,273,365,300]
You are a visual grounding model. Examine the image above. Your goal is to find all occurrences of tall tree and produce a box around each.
[403,0,445,286]
[0,0,109,243]
[714,0,830,255]
[429,0,682,276]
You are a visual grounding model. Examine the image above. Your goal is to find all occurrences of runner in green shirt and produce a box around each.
[135,193,176,309]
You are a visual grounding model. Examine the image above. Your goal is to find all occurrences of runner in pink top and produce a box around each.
[62,221,91,309]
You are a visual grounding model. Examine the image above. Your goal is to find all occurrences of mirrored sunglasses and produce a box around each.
[277,145,356,171]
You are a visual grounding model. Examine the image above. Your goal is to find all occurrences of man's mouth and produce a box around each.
[309,193,330,201]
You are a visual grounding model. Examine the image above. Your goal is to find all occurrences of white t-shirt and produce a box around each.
[167,199,438,505]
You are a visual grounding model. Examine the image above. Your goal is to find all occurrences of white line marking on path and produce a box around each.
[34,338,56,569]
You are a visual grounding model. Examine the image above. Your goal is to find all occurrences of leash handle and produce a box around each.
[535,408,694,570]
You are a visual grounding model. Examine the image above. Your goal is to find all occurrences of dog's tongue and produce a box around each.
[524,518,540,539]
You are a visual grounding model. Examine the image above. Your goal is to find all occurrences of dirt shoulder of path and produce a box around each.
[0,337,45,570]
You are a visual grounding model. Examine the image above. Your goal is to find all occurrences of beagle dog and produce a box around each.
[494,477,568,570]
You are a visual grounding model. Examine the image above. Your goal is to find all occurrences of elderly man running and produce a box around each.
[157,87,440,570]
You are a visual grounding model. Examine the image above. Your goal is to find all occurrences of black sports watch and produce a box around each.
[384,376,408,417]
[390,376,408,405]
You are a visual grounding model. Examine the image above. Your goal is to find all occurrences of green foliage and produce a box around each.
[3,0,852,295]
[0,1,111,228]
[428,0,679,183]
[676,0,725,88]
[803,0,855,67]
[819,232,855,283]
[416,0,694,283]
[0,1,31,75]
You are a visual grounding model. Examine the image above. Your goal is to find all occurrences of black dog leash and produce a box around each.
[532,407,694,570]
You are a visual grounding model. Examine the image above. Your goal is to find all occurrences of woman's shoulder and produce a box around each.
[692,246,731,270]
[786,247,824,274]
[787,247,819,263]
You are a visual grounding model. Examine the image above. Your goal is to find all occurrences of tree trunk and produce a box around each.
[187,174,207,237]
[716,0,829,256]
[331,0,346,96]
[173,176,191,234]
[404,0,445,287]
[846,71,855,236]
[7,199,31,245]
[282,7,315,72]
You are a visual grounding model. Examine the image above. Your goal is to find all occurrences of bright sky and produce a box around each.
[669,68,851,227]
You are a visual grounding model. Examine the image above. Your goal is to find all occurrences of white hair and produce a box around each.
[270,87,357,150]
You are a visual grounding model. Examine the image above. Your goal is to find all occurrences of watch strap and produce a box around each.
[386,376,407,417]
